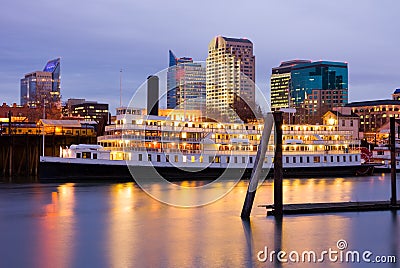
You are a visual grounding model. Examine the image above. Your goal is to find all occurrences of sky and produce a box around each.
[1,0,399,113]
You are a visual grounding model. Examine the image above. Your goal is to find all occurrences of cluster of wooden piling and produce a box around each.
[0,135,41,178]
[241,112,399,218]
[0,133,96,180]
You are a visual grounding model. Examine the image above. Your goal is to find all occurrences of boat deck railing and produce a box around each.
[106,124,263,134]
[101,146,359,156]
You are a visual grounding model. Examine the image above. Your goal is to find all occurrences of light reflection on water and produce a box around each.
[32,183,75,268]
[0,174,399,267]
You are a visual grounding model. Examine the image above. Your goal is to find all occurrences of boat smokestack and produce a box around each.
[147,75,159,116]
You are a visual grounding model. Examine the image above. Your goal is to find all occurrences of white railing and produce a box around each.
[284,130,353,136]
[98,135,122,140]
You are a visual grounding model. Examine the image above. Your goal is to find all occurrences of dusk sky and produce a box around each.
[1,0,399,113]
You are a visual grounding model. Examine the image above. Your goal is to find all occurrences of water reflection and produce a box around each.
[279,174,396,204]
[241,220,254,267]
[390,211,398,268]
[108,183,136,267]
[104,180,256,267]
[38,183,75,267]
[0,175,398,267]
[135,176,242,207]
[274,216,282,268]
[245,213,399,267]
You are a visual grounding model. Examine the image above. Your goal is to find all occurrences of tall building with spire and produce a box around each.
[20,58,61,106]
[206,36,255,122]
[167,50,206,111]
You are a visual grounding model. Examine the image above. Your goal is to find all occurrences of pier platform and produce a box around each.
[261,201,400,216]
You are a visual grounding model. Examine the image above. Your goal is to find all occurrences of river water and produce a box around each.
[0,174,399,267]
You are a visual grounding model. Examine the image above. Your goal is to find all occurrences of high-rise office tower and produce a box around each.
[206,36,255,122]
[43,58,61,102]
[65,98,109,122]
[20,58,61,106]
[270,60,311,111]
[270,60,348,124]
[20,71,53,106]
[167,50,206,112]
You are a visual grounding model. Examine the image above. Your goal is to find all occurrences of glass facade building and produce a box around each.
[270,60,348,124]
[20,71,53,106]
[167,50,206,111]
[20,58,61,106]
[270,60,311,111]
[43,58,61,103]
[290,61,348,105]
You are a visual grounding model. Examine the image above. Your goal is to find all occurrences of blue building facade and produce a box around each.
[167,51,206,111]
[270,60,348,124]
[290,61,348,105]
[43,58,61,102]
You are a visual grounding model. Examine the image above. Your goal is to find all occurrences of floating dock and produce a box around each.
[261,201,400,216]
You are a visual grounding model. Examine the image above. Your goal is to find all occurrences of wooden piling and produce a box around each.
[0,130,98,180]
[3,147,9,176]
[8,111,12,178]
[17,148,25,175]
[273,111,284,217]
[25,134,29,176]
[390,117,397,206]
[241,113,274,218]
[34,138,39,176]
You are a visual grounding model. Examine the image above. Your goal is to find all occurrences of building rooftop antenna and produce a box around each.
[120,69,123,107]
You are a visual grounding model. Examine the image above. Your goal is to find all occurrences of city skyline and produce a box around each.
[1,1,399,113]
